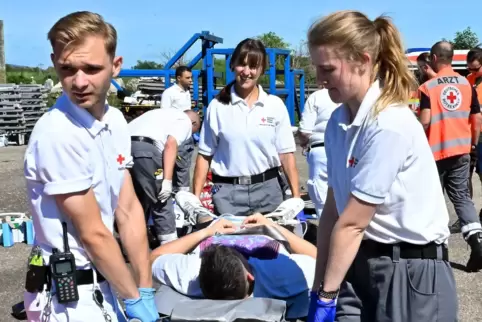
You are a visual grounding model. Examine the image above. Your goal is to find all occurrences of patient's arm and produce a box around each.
[242,214,317,259]
[150,218,235,264]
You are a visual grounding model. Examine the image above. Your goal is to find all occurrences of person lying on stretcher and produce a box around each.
[149,192,316,303]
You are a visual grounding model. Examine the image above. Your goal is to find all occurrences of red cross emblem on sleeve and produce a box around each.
[117,154,125,165]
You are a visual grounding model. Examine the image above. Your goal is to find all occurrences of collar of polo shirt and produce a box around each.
[339,80,381,128]
[59,93,109,137]
[230,85,268,106]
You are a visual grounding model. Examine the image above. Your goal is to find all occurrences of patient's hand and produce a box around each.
[241,213,274,227]
[206,218,237,236]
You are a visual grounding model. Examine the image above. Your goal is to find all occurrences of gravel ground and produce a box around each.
[0,145,481,321]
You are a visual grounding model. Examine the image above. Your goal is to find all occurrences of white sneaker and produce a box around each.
[265,198,305,222]
[175,191,217,225]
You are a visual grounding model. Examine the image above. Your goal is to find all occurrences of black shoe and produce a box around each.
[479,208,482,224]
[449,220,461,234]
[466,232,482,272]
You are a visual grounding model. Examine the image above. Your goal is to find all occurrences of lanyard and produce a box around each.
[92,268,112,322]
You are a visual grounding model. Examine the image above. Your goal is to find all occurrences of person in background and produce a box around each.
[128,108,201,245]
[161,65,196,194]
[193,38,300,216]
[44,75,54,90]
[297,87,339,217]
[307,10,457,322]
[23,11,156,322]
[466,48,482,222]
[416,52,437,83]
[419,41,482,272]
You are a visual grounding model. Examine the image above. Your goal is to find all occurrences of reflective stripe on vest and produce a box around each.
[421,69,472,161]
[430,137,472,155]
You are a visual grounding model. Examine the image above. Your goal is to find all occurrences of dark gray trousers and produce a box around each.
[211,177,284,216]
[437,154,482,237]
[336,241,458,322]
[129,140,176,242]
[174,137,194,191]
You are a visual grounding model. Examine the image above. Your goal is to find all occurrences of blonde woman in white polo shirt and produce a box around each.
[193,38,300,216]
[305,11,457,322]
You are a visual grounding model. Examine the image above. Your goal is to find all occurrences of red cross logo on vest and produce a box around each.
[446,92,457,104]
[117,154,125,165]
[261,117,266,123]
[440,85,461,111]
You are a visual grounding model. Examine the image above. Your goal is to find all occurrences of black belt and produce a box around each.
[212,167,279,185]
[132,136,156,146]
[75,269,106,285]
[307,142,324,152]
[360,240,449,261]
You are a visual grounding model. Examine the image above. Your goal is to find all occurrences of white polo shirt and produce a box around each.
[24,93,132,269]
[160,83,192,111]
[299,89,339,146]
[128,108,192,152]
[198,86,296,176]
[325,80,450,245]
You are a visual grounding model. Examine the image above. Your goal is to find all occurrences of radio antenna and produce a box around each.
[61,222,70,253]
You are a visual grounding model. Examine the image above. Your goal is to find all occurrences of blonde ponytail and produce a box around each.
[307,10,417,115]
[372,16,417,114]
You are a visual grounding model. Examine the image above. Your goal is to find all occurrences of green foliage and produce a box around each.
[131,60,163,69]
[256,32,290,49]
[443,27,480,49]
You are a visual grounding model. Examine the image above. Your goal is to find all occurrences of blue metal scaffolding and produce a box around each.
[115,31,305,125]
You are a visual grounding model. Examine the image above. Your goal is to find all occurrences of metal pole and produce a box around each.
[0,20,5,84]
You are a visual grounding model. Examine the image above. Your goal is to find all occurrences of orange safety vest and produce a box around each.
[419,67,473,161]
[467,73,482,129]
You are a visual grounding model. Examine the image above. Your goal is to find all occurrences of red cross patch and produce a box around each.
[348,157,358,168]
[440,85,461,111]
[117,154,125,165]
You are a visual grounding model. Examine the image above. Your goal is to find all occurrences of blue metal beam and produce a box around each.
[164,33,201,70]
[405,48,431,54]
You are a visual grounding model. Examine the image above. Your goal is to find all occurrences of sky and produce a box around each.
[2,0,482,68]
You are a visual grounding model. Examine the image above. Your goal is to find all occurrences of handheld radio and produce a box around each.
[49,222,79,303]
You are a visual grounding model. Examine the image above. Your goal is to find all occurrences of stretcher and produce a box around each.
[155,196,310,322]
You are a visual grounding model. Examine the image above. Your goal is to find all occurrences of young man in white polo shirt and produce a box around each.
[160,66,193,111]
[298,88,339,217]
[161,66,196,194]
[128,108,201,245]
[23,11,157,322]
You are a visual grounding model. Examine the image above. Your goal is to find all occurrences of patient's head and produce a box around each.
[199,245,254,300]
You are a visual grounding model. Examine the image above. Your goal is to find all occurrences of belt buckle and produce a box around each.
[238,176,252,185]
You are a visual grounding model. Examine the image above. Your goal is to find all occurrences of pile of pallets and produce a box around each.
[0,84,48,145]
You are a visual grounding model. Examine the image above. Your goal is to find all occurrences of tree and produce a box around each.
[131,60,163,69]
[444,27,480,49]
[256,32,290,49]
[291,40,316,84]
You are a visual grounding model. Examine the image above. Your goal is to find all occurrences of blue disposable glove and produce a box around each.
[306,291,337,322]
[139,288,159,321]
[123,297,155,322]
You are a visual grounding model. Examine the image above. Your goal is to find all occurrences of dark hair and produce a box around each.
[430,41,453,65]
[467,47,482,65]
[199,245,249,300]
[175,65,191,79]
[216,38,268,105]
[416,52,431,64]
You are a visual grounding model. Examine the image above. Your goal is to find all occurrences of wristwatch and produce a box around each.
[317,282,339,299]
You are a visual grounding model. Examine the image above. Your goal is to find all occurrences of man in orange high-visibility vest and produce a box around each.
[419,41,482,272]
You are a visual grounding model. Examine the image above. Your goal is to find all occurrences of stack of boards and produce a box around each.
[0,84,49,145]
